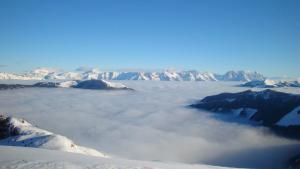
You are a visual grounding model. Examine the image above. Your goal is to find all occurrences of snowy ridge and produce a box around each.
[0,68,265,81]
[241,79,300,88]
[0,115,108,158]
[240,79,277,88]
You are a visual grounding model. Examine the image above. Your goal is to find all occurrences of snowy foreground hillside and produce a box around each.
[0,115,233,169]
[0,67,265,81]
[0,146,235,169]
[0,116,107,157]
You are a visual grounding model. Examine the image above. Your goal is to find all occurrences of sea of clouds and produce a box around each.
[1,80,300,169]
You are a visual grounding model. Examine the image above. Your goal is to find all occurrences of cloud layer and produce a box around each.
[1,81,300,168]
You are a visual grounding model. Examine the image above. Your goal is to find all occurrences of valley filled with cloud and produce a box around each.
[1,81,300,168]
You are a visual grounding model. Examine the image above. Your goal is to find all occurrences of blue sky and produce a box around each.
[0,0,299,77]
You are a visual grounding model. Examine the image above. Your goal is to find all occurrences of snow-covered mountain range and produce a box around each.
[0,68,265,81]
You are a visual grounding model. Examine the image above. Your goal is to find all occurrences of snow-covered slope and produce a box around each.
[0,146,235,169]
[241,79,300,88]
[277,106,300,127]
[0,115,107,158]
[0,68,265,81]
[240,79,277,88]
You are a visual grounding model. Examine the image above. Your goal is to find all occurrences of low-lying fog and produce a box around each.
[1,80,300,169]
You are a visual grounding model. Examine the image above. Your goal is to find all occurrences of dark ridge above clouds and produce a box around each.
[0,80,132,91]
[190,89,300,139]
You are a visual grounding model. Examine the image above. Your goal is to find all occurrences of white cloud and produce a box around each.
[0,81,300,168]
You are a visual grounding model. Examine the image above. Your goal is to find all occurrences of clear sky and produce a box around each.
[0,0,299,77]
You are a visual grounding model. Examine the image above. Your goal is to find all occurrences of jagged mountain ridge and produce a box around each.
[0,68,265,81]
